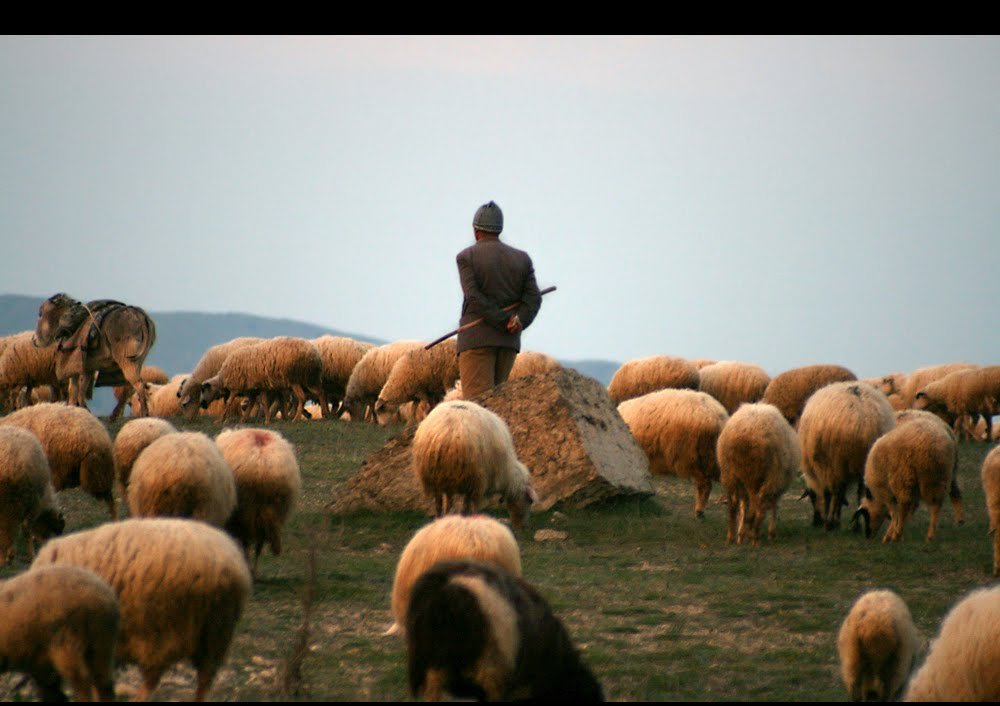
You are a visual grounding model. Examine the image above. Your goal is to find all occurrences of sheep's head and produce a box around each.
[798,485,823,528]
[850,487,884,539]
[32,507,66,543]
[505,462,539,533]
[199,377,228,408]
[374,397,400,426]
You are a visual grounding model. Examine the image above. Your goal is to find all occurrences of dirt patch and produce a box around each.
[328,368,653,515]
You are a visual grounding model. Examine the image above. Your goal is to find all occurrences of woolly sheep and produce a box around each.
[0,402,117,519]
[903,585,1000,700]
[201,336,329,423]
[716,402,800,546]
[127,431,237,528]
[0,426,64,564]
[837,589,919,702]
[375,338,459,426]
[129,372,188,418]
[388,514,523,636]
[617,388,730,518]
[406,559,604,702]
[697,360,772,415]
[899,361,977,409]
[215,427,300,576]
[853,409,960,543]
[311,334,375,416]
[982,445,1000,576]
[607,354,700,404]
[342,339,425,423]
[109,364,168,421]
[177,336,265,419]
[0,331,62,411]
[113,416,178,492]
[0,564,120,702]
[914,365,1000,442]
[797,381,895,530]
[508,350,562,379]
[411,400,537,531]
[31,517,253,702]
[761,363,857,428]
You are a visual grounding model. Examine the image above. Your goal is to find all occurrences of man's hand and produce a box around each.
[506,314,522,333]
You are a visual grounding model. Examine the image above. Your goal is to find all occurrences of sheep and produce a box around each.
[903,585,1000,700]
[761,363,857,428]
[617,388,729,518]
[214,427,300,577]
[113,416,178,492]
[899,361,977,409]
[716,402,800,546]
[31,517,253,702]
[0,330,63,411]
[0,426,64,565]
[837,589,920,702]
[342,339,425,423]
[982,444,1000,576]
[411,400,537,532]
[128,372,188,418]
[797,381,895,530]
[0,402,117,520]
[127,431,237,528]
[914,365,1000,442]
[688,357,718,370]
[606,354,700,404]
[109,363,168,421]
[388,514,523,636]
[311,334,375,416]
[374,338,459,426]
[508,350,562,379]
[200,336,329,424]
[0,564,120,702]
[697,360,772,415]
[852,409,960,543]
[177,336,265,419]
[406,559,604,702]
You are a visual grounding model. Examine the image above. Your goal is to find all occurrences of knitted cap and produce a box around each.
[472,201,503,234]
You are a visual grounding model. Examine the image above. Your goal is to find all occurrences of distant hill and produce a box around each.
[0,293,619,415]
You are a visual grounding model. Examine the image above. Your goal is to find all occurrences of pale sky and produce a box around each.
[2,35,997,378]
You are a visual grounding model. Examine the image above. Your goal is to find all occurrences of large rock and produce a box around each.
[327,367,653,515]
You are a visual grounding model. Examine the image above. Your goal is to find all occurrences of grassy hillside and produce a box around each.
[1,414,997,701]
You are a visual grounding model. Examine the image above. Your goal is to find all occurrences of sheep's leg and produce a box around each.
[725,490,740,544]
[218,394,240,424]
[993,528,1000,577]
[435,494,445,517]
[693,474,711,519]
[926,503,941,542]
[290,383,309,421]
[135,667,164,701]
[949,474,965,525]
[768,504,779,540]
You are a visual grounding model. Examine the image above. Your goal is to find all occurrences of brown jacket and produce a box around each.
[456,236,542,354]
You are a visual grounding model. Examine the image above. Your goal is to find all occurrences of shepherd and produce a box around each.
[452,200,543,401]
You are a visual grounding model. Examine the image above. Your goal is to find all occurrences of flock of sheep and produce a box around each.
[2,322,1000,700]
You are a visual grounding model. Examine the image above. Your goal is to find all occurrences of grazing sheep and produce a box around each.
[411,400,537,532]
[177,337,264,419]
[406,559,604,702]
[607,354,700,404]
[388,514,523,636]
[31,517,252,702]
[342,339,425,423]
[113,416,178,492]
[982,445,1000,576]
[200,337,329,423]
[761,363,857,427]
[0,402,117,520]
[109,364,168,421]
[0,426,64,565]
[853,409,961,543]
[837,589,919,702]
[215,427,300,576]
[797,381,895,530]
[914,365,1000,442]
[0,331,62,411]
[903,585,1000,700]
[0,564,120,702]
[617,388,729,518]
[130,372,188,418]
[697,360,772,415]
[716,402,800,546]
[375,339,459,426]
[311,334,375,416]
[127,431,236,528]
[899,361,977,409]
[508,350,562,379]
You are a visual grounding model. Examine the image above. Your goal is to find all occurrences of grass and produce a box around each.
[1,415,998,701]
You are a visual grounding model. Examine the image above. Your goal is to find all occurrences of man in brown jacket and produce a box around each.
[456,200,542,400]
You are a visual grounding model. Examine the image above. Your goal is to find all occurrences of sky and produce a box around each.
[2,35,998,379]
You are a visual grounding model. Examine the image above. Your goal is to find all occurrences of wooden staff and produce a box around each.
[425,285,556,350]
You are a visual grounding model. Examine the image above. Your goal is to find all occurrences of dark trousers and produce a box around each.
[458,347,517,400]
